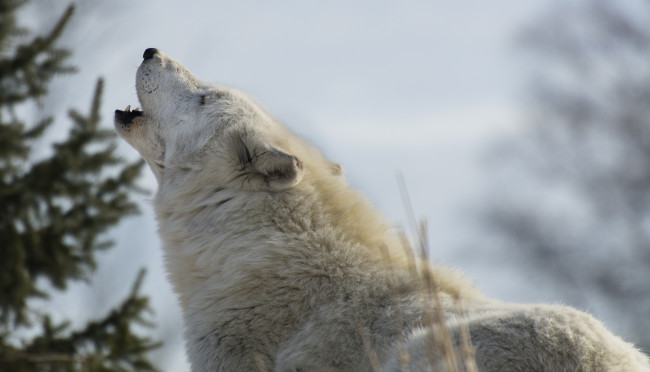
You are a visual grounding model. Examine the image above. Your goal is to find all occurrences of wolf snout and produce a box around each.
[143,48,158,60]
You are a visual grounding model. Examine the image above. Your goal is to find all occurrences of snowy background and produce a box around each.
[20,1,647,370]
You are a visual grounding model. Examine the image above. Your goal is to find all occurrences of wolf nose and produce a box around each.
[143,48,158,60]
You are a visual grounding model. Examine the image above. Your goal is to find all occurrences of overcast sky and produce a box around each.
[23,1,562,369]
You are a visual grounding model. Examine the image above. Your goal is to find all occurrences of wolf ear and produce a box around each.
[232,135,304,191]
[329,161,343,176]
[248,147,304,191]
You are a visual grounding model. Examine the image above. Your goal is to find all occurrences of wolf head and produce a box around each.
[114,48,314,192]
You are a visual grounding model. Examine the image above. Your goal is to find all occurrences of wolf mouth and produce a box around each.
[114,105,143,126]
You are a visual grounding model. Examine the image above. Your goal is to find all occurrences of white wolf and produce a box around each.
[115,48,650,372]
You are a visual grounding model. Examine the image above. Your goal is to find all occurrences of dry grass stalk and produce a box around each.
[394,174,477,371]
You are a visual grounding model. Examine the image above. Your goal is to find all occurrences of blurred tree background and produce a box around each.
[0,1,161,370]
[481,0,650,352]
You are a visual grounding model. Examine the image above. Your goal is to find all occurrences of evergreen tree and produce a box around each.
[0,1,162,370]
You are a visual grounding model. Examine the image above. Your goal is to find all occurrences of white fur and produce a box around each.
[115,49,650,372]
